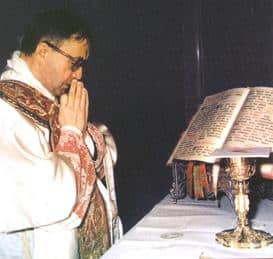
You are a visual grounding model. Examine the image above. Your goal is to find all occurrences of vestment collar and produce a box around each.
[0,51,56,102]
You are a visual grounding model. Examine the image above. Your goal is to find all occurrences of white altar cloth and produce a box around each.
[102,195,273,259]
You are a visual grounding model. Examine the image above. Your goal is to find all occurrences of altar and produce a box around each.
[101,195,273,259]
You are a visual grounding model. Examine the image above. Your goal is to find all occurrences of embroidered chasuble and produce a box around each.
[0,80,110,258]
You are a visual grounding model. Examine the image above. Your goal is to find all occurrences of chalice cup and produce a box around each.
[216,157,273,248]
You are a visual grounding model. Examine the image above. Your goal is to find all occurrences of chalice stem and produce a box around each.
[235,181,249,229]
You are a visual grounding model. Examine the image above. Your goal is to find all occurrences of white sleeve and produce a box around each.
[0,100,77,232]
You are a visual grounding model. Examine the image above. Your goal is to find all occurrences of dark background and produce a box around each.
[1,0,272,232]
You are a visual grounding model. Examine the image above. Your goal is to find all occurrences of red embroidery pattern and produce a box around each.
[55,129,96,218]
[86,123,106,176]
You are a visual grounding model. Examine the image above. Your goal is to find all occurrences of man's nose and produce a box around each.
[72,67,83,80]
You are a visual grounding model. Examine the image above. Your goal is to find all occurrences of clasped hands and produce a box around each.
[58,79,89,133]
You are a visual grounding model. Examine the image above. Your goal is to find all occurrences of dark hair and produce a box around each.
[20,10,92,55]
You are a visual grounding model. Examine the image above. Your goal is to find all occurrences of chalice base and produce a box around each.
[216,225,273,249]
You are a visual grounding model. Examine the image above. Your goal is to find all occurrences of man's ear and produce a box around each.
[35,42,49,60]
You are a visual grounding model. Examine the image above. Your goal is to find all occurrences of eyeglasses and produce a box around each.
[42,41,87,72]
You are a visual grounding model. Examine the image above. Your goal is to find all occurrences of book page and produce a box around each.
[210,147,271,159]
[224,87,273,149]
[168,88,249,164]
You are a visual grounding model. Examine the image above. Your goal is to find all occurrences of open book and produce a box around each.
[168,87,273,164]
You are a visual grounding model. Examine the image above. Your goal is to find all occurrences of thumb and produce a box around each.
[60,94,68,108]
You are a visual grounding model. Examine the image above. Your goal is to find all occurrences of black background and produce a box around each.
[1,0,272,232]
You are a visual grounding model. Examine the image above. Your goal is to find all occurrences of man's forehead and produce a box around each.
[60,38,90,58]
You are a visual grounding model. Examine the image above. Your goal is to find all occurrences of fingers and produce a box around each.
[58,94,68,126]
[67,80,85,108]
[79,88,87,109]
[68,80,77,105]
[58,80,89,132]
[60,94,68,107]
[85,89,89,121]
[76,82,85,109]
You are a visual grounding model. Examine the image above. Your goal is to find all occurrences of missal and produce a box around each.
[168,87,273,164]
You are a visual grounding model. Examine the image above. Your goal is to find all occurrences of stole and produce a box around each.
[0,80,110,258]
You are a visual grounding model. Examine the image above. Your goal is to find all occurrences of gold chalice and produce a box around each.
[216,157,273,248]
